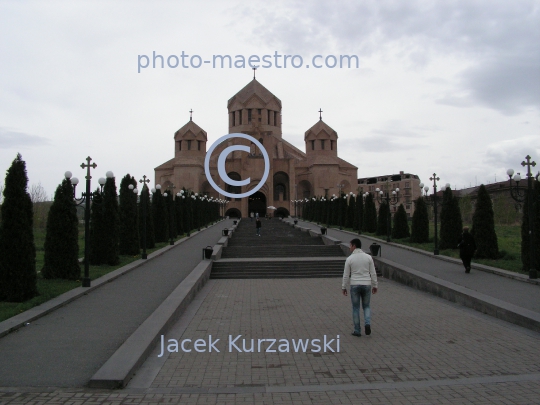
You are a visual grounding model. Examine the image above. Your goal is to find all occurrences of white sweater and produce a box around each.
[341,249,378,289]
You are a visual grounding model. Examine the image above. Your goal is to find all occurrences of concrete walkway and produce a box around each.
[288,219,540,314]
[0,219,235,388]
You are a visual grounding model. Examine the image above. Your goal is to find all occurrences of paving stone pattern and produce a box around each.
[149,278,540,391]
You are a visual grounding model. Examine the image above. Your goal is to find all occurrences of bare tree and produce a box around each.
[30,182,51,229]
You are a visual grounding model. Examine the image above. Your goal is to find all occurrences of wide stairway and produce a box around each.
[211,219,346,279]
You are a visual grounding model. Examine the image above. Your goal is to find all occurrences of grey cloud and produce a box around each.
[341,134,422,153]
[239,0,540,114]
[484,137,540,173]
[461,56,540,115]
[0,128,50,149]
[435,95,474,108]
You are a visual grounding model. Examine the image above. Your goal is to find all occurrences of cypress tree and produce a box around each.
[175,194,183,235]
[521,179,540,272]
[392,203,410,239]
[337,194,345,228]
[119,174,139,256]
[184,191,193,235]
[471,184,499,259]
[363,193,377,233]
[165,192,176,238]
[138,185,155,249]
[42,179,80,280]
[324,197,329,225]
[102,176,120,265]
[410,197,429,243]
[376,202,390,236]
[89,187,105,265]
[0,154,38,302]
[346,194,355,229]
[152,188,168,243]
[355,195,364,232]
[439,187,463,250]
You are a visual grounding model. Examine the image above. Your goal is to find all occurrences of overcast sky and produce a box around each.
[1,0,539,199]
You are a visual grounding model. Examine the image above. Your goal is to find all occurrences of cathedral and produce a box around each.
[154,78,358,218]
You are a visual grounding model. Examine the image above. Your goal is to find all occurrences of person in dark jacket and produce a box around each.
[457,226,476,273]
[256,218,262,236]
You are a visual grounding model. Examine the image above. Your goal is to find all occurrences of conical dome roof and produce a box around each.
[304,119,337,140]
[174,119,207,140]
[227,79,281,108]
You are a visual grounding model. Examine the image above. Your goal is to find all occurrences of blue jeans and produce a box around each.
[256,227,261,235]
[350,285,371,333]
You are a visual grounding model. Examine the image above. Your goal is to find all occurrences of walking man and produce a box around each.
[342,238,378,337]
[457,226,476,273]
[256,217,262,236]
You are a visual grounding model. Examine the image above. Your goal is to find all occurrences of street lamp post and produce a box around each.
[507,155,538,279]
[139,175,150,259]
[65,156,108,287]
[419,174,446,255]
[373,181,400,242]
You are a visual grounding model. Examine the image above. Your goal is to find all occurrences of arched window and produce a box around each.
[226,172,242,201]
[274,184,285,201]
[273,172,289,201]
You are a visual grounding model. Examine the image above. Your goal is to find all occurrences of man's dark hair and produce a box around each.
[350,238,361,249]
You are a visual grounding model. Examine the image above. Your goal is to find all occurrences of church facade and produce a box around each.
[154,78,358,218]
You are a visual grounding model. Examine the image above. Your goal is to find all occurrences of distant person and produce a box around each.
[342,238,378,337]
[255,212,259,219]
[457,226,476,273]
[256,218,262,236]
[250,211,254,221]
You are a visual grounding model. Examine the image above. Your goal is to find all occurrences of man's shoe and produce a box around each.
[351,331,361,337]
[465,267,471,273]
[365,325,371,335]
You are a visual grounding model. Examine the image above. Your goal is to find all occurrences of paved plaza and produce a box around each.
[0,219,539,404]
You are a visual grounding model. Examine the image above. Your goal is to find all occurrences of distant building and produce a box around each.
[358,171,422,218]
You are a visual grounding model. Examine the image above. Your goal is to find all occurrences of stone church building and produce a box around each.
[155,78,358,218]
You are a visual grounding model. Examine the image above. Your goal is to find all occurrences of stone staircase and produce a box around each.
[211,219,346,279]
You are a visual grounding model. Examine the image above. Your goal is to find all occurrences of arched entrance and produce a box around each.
[248,191,266,217]
[275,207,290,218]
[225,208,241,218]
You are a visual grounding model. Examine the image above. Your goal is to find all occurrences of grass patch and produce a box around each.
[0,227,196,323]
[319,222,525,275]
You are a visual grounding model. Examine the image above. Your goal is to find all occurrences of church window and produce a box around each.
[330,140,334,150]
[321,140,325,150]
[232,112,235,126]
[197,141,201,151]
[258,109,262,122]
[187,140,192,150]
[226,172,242,197]
[274,184,286,201]
[239,110,242,124]
[311,140,315,150]
[248,109,252,123]
[274,111,277,126]
[178,140,181,151]
[268,110,271,125]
